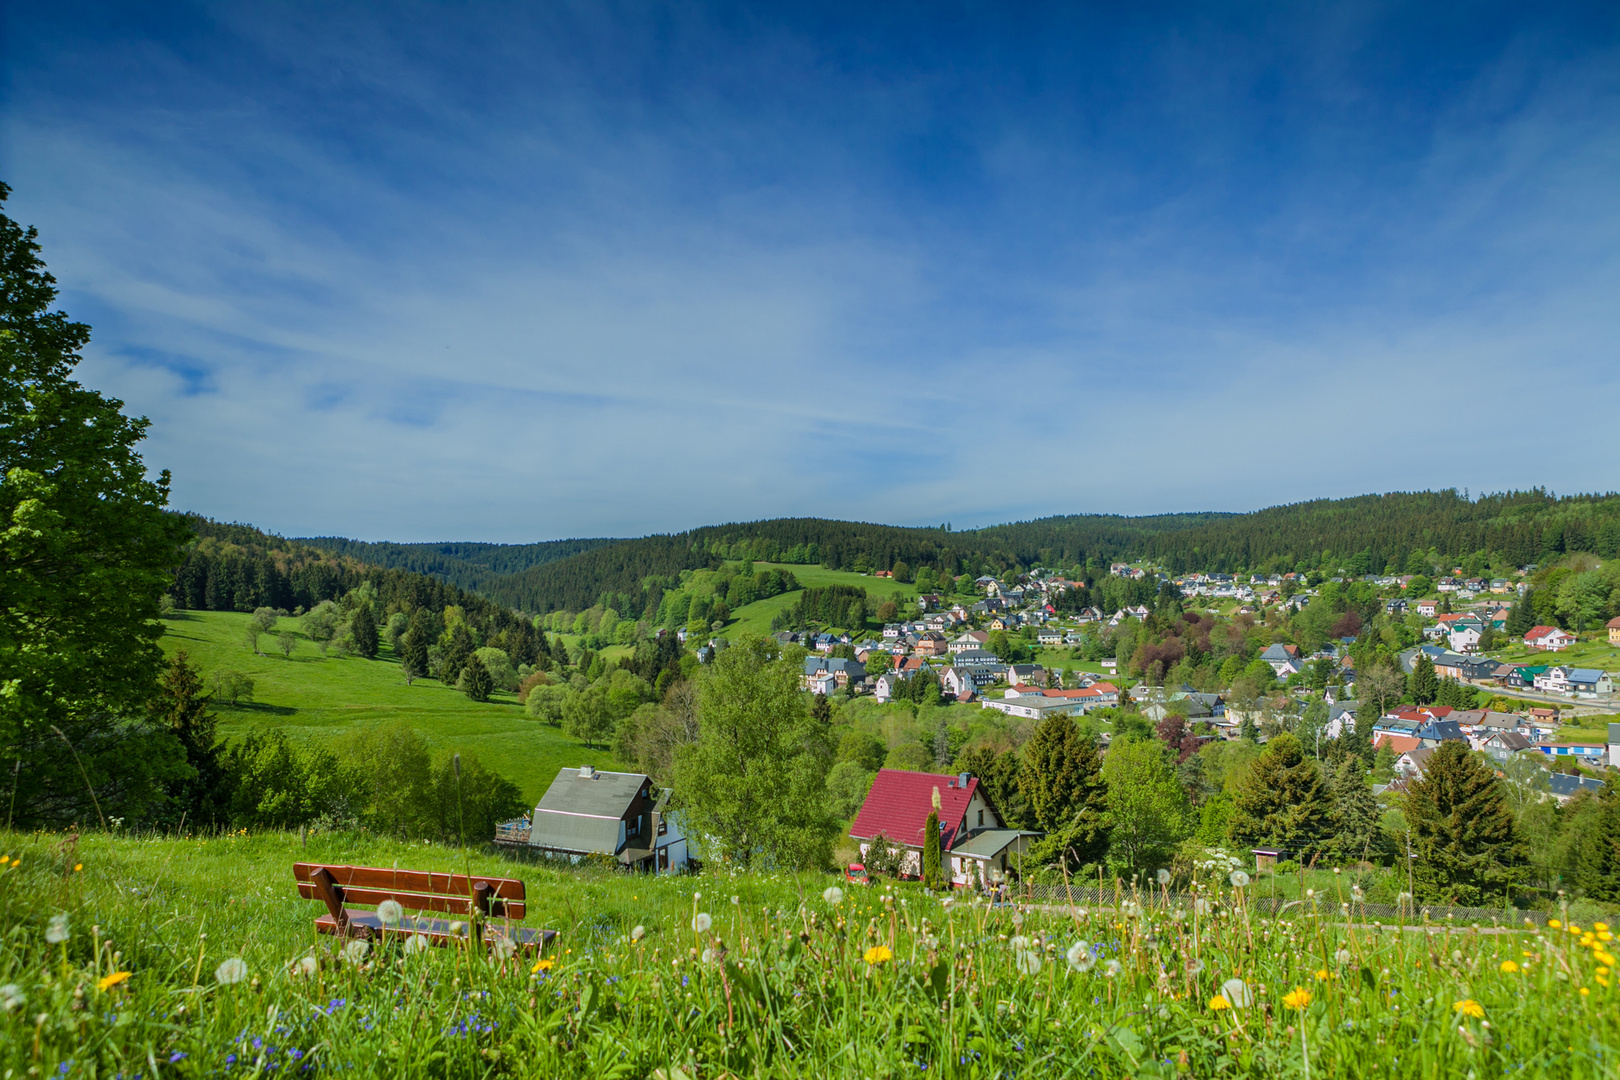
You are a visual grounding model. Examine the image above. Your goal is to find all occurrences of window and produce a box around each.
[626,816,641,837]
[977,809,984,827]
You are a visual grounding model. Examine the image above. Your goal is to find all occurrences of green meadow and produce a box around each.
[718,562,925,639]
[5,828,1617,1078]
[160,610,615,804]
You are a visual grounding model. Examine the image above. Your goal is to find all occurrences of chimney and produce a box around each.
[958,772,971,788]
[579,765,596,780]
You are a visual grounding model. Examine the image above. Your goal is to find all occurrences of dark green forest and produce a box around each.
[187,490,1620,620]
[373,491,1619,616]
[293,535,618,593]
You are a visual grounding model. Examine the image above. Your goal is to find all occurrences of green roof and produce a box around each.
[949,828,1041,859]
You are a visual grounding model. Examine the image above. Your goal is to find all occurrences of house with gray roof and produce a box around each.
[524,766,688,872]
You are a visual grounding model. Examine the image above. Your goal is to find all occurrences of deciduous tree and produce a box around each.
[670,635,837,868]
[0,185,193,826]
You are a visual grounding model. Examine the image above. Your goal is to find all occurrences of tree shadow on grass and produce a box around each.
[216,701,298,717]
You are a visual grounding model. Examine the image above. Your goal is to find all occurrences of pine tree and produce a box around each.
[922,797,943,890]
[149,650,230,826]
[441,622,474,683]
[400,629,429,685]
[1229,733,1332,857]
[462,653,494,703]
[1328,757,1384,862]
[1574,783,1620,902]
[1506,592,1536,637]
[1403,741,1523,905]
[350,603,379,659]
[1409,653,1439,705]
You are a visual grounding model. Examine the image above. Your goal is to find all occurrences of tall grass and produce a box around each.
[1,828,1615,1077]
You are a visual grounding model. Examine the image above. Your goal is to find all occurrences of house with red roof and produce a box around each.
[849,769,1040,887]
[1524,626,1575,652]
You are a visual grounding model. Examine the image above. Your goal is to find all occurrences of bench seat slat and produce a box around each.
[314,912,553,951]
[294,882,526,920]
[292,863,525,901]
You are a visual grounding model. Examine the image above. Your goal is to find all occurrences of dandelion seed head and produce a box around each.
[822,886,844,906]
[693,912,713,934]
[377,900,405,926]
[45,914,70,944]
[214,958,249,985]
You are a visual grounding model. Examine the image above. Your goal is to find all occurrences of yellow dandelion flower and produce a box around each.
[97,971,131,991]
[1600,932,1615,943]
[1580,987,1590,997]
[1499,960,1520,974]
[1599,967,1612,978]
[531,958,554,973]
[1314,968,1330,981]
[863,945,893,965]
[1282,987,1312,1010]
[1549,919,1562,929]
[1208,994,1231,1011]
[1452,999,1484,1019]
[1599,976,1612,989]
[74,863,83,872]
[1597,952,1617,967]
[1597,922,1610,932]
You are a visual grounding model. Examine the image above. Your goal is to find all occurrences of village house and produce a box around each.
[1532,666,1614,698]
[1523,625,1576,652]
[1258,642,1305,677]
[850,770,1040,887]
[949,630,990,654]
[521,766,688,873]
[1609,617,1620,646]
[801,655,866,694]
[1415,598,1440,617]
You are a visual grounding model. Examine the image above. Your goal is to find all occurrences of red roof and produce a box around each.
[1088,682,1120,694]
[1374,734,1421,754]
[850,769,979,850]
[1525,626,1563,639]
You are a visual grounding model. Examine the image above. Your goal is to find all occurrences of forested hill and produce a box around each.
[463,490,1620,616]
[293,536,618,594]
[166,515,541,655]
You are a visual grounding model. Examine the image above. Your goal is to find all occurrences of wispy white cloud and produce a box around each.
[3,2,1617,539]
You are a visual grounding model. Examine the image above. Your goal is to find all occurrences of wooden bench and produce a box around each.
[292,862,554,952]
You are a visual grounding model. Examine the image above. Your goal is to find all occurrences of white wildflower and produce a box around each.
[449,921,467,936]
[631,925,646,942]
[1229,871,1251,888]
[0,984,24,1012]
[1185,958,1205,976]
[1194,899,1212,915]
[45,914,70,944]
[1220,978,1253,1008]
[1066,941,1096,972]
[403,934,431,956]
[1010,935,1031,951]
[377,900,405,926]
[1335,949,1352,965]
[1156,869,1171,886]
[342,940,370,964]
[214,957,249,985]
[1102,959,1122,978]
[730,895,739,905]
[1016,950,1042,976]
[288,956,318,979]
[822,886,844,906]
[693,912,713,934]
[490,935,517,960]
[700,948,715,964]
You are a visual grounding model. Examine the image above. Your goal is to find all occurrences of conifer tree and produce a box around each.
[1229,733,1332,857]
[441,621,474,682]
[462,653,494,702]
[400,628,429,685]
[1506,592,1536,637]
[350,602,379,659]
[922,793,943,890]
[149,650,230,825]
[1020,715,1109,866]
[1403,740,1523,905]
[1409,653,1439,705]
[1328,757,1384,862]
[1575,783,1620,902]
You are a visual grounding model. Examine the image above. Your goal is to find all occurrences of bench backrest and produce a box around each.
[293,863,526,920]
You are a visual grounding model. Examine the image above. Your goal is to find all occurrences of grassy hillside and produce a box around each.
[160,610,614,803]
[3,827,1606,1078]
[720,562,922,638]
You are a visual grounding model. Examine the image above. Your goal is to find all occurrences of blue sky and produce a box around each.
[4,2,1618,542]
